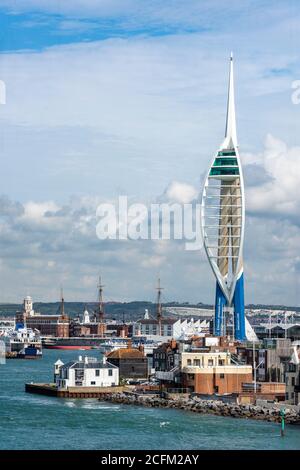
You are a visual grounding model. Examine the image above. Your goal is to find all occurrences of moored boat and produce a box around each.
[3,327,42,359]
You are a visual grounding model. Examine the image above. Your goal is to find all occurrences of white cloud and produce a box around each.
[245,135,300,222]
[164,180,198,204]
[0,2,299,305]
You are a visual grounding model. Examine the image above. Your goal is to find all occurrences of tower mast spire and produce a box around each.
[225,52,238,148]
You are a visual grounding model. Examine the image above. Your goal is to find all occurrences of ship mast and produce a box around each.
[97,276,105,322]
[60,287,66,319]
[156,278,163,335]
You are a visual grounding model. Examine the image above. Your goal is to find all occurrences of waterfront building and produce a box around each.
[181,351,252,395]
[107,341,148,380]
[153,340,181,386]
[16,294,70,337]
[27,313,70,337]
[134,315,181,338]
[201,55,246,341]
[286,345,300,404]
[255,321,300,341]
[239,382,286,403]
[237,338,294,383]
[134,312,208,339]
[153,339,180,371]
[54,355,119,389]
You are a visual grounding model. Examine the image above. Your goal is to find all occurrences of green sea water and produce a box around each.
[0,349,299,450]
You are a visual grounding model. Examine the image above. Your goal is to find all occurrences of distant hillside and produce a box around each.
[0,300,299,321]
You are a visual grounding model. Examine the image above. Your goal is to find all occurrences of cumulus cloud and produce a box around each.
[0,2,299,306]
[0,150,300,307]
[244,135,300,224]
[164,181,198,204]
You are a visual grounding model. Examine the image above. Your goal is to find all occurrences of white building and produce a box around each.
[23,296,35,316]
[82,307,90,324]
[54,356,119,390]
[133,311,210,339]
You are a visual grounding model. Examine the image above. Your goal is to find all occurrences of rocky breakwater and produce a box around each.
[100,393,300,424]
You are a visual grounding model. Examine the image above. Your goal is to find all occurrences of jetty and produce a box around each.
[25,383,125,398]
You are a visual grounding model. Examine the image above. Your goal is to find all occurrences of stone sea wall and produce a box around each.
[100,392,300,424]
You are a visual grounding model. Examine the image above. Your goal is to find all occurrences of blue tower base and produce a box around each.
[214,273,246,341]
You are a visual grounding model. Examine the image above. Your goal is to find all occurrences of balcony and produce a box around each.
[155,367,179,382]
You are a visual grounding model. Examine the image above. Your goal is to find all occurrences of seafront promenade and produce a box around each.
[99,392,300,424]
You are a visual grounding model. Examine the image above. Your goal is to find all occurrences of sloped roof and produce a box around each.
[61,360,117,369]
[107,347,145,359]
[139,318,177,325]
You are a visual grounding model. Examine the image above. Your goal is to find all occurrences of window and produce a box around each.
[187,359,192,366]
[220,373,225,379]
[218,359,225,366]
[208,359,214,366]
[108,369,113,376]
[292,377,295,386]
[194,359,200,367]
[91,381,96,385]
[95,370,100,377]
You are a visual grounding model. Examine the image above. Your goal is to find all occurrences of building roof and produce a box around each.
[107,347,145,359]
[139,318,177,325]
[61,360,117,370]
[154,340,178,353]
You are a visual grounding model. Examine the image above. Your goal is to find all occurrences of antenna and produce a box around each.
[225,52,238,148]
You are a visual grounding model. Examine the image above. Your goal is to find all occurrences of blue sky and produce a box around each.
[0,0,300,305]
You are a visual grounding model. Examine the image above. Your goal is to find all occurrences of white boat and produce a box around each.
[3,327,42,358]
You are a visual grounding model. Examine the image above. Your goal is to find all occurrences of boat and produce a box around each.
[42,336,105,350]
[3,327,42,359]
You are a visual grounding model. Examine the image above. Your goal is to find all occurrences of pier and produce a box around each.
[25,383,125,398]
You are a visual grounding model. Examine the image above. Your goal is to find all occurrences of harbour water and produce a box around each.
[0,350,299,450]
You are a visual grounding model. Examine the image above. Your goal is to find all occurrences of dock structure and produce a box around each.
[25,383,125,398]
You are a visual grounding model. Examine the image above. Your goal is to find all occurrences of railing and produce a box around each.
[155,366,179,381]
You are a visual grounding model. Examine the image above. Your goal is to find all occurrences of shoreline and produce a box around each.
[100,393,300,424]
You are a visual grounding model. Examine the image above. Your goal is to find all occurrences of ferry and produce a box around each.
[3,327,43,359]
[0,317,15,336]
